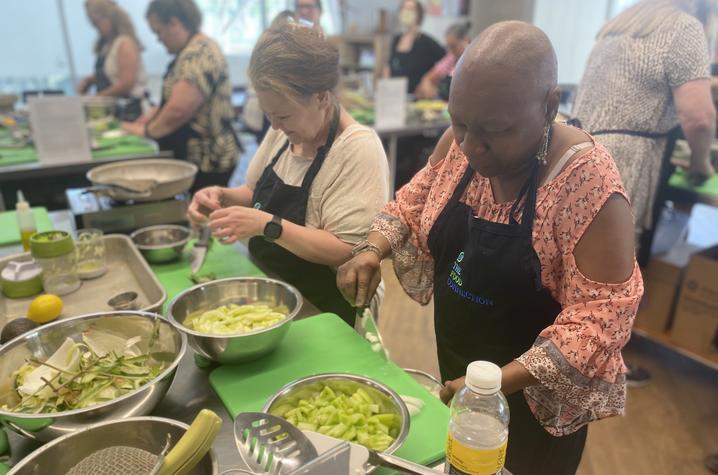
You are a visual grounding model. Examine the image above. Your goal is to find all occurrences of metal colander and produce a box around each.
[66,445,160,475]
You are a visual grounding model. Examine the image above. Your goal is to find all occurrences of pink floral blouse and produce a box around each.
[372,139,644,436]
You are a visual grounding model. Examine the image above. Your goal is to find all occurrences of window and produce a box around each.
[0,0,341,99]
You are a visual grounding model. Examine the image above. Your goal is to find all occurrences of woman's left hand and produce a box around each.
[208,206,272,244]
[121,121,145,137]
[439,376,465,405]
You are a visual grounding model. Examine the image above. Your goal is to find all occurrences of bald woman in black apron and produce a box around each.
[338,22,643,475]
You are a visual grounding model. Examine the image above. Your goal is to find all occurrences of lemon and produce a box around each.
[27,294,63,324]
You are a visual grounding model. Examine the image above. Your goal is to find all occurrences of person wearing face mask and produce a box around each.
[188,25,389,327]
[415,21,472,100]
[387,0,446,94]
[338,22,643,474]
[122,0,240,191]
[295,0,322,28]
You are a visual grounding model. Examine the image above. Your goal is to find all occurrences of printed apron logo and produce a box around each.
[447,250,494,306]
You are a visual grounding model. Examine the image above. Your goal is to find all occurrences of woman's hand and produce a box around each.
[208,206,271,244]
[687,157,716,186]
[188,186,224,224]
[121,121,144,137]
[440,377,464,405]
[337,252,382,307]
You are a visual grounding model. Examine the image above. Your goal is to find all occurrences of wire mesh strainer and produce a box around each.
[66,445,160,475]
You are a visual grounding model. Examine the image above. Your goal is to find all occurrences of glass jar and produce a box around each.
[76,228,107,279]
[30,231,81,296]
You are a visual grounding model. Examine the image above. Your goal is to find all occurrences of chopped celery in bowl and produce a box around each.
[184,303,288,335]
[263,374,410,455]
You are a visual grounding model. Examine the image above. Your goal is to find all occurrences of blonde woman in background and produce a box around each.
[573,0,718,388]
[573,0,717,260]
[78,0,147,119]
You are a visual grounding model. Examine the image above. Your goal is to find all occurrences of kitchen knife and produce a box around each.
[189,225,212,275]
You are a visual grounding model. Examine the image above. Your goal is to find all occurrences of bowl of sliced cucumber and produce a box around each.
[262,373,410,459]
[166,277,302,364]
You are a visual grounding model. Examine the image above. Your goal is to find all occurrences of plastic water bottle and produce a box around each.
[445,361,510,475]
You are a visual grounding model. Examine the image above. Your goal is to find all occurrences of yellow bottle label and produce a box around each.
[445,433,507,475]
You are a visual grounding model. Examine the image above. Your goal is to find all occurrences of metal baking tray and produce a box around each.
[0,234,166,322]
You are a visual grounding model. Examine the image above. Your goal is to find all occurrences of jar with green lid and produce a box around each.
[30,231,81,296]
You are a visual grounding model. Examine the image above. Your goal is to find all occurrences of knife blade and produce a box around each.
[189,225,212,275]
[356,306,390,361]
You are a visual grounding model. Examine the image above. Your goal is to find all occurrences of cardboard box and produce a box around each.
[635,243,696,333]
[671,246,718,355]
[635,259,682,333]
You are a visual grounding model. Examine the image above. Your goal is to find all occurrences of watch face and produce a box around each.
[264,221,282,240]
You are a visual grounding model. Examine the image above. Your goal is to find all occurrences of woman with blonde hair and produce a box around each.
[77,0,147,118]
[187,24,389,326]
[573,0,717,262]
[573,0,717,388]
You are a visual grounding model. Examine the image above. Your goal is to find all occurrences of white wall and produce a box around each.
[532,0,610,85]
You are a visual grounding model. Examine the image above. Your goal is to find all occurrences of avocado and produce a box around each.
[1,318,39,344]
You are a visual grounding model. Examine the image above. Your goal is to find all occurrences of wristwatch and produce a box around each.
[351,240,383,260]
[263,215,283,242]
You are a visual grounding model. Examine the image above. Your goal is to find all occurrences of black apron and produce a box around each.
[94,50,112,93]
[93,46,143,121]
[248,107,357,327]
[155,51,201,160]
[427,161,587,475]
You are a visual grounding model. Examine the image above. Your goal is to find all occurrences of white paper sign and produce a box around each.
[374,78,408,129]
[29,96,91,166]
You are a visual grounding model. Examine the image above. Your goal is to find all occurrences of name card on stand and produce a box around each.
[374,78,408,130]
[29,96,91,166]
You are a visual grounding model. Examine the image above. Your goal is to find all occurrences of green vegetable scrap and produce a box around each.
[185,303,288,335]
[2,331,164,414]
[270,384,399,452]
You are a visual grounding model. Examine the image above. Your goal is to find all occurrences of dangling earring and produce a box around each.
[536,124,551,165]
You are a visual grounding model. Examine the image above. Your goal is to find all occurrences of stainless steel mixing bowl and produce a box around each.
[8,416,217,474]
[262,373,411,458]
[166,277,302,364]
[0,311,187,441]
[130,224,191,264]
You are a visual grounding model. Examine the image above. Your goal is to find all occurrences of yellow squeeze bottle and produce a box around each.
[16,191,36,251]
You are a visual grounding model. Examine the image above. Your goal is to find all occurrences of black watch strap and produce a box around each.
[263,215,283,242]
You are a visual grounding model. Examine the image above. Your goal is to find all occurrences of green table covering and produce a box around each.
[0,131,156,168]
[0,207,54,246]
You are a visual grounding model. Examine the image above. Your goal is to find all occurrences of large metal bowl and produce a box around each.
[167,277,302,364]
[131,224,191,263]
[0,311,187,441]
[262,373,411,459]
[8,416,218,474]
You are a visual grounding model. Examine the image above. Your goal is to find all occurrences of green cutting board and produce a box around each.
[209,313,450,472]
[669,168,718,199]
[0,208,54,246]
[150,242,265,305]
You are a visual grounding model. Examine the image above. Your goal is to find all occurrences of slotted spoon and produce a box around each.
[233,412,318,474]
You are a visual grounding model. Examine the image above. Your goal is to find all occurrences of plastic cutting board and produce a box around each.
[209,313,449,473]
[0,208,54,246]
